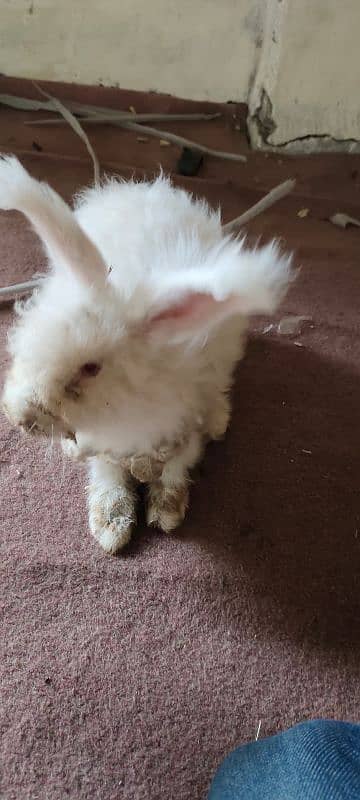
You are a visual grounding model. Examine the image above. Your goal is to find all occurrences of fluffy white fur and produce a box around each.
[0,156,292,554]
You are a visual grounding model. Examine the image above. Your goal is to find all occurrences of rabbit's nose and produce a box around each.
[10,402,69,440]
[20,405,57,437]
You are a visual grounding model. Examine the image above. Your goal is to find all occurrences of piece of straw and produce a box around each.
[33,84,100,184]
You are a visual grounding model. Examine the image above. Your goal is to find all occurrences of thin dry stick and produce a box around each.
[27,114,246,162]
[0,279,41,298]
[33,84,100,184]
[255,721,262,741]
[1,91,242,161]
[23,104,245,161]
[0,94,63,113]
[0,93,133,118]
[25,112,222,125]
[114,120,247,162]
[26,111,246,162]
[223,179,296,233]
[0,93,221,122]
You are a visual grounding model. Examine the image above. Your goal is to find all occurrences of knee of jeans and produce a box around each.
[293,719,348,739]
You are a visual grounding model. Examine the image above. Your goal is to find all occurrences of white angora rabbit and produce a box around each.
[0,156,292,554]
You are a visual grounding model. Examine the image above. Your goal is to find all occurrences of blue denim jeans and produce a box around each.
[208,720,360,799]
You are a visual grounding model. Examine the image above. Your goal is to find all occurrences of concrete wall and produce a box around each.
[248,0,360,152]
[0,0,359,150]
[0,0,263,102]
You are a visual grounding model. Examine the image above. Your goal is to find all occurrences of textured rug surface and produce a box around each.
[0,78,359,800]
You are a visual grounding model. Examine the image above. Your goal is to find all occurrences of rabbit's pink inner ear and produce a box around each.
[150,293,214,324]
[146,291,237,336]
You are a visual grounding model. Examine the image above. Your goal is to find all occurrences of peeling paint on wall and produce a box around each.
[248,0,360,152]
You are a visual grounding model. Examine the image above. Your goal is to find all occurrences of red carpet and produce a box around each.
[0,78,359,800]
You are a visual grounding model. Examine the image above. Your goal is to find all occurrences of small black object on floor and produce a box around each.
[177,147,204,176]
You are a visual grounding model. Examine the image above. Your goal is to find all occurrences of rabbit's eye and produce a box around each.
[65,362,102,399]
[80,362,101,377]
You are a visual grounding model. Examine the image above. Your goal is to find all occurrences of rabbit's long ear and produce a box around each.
[0,156,108,286]
[144,238,293,344]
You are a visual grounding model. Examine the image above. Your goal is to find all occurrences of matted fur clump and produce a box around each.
[0,156,292,554]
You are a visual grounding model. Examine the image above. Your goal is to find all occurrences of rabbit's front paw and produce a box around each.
[88,485,137,554]
[147,482,188,533]
[206,393,231,440]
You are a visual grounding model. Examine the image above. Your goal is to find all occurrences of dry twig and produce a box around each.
[0,279,41,298]
[223,179,295,233]
[25,112,221,125]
